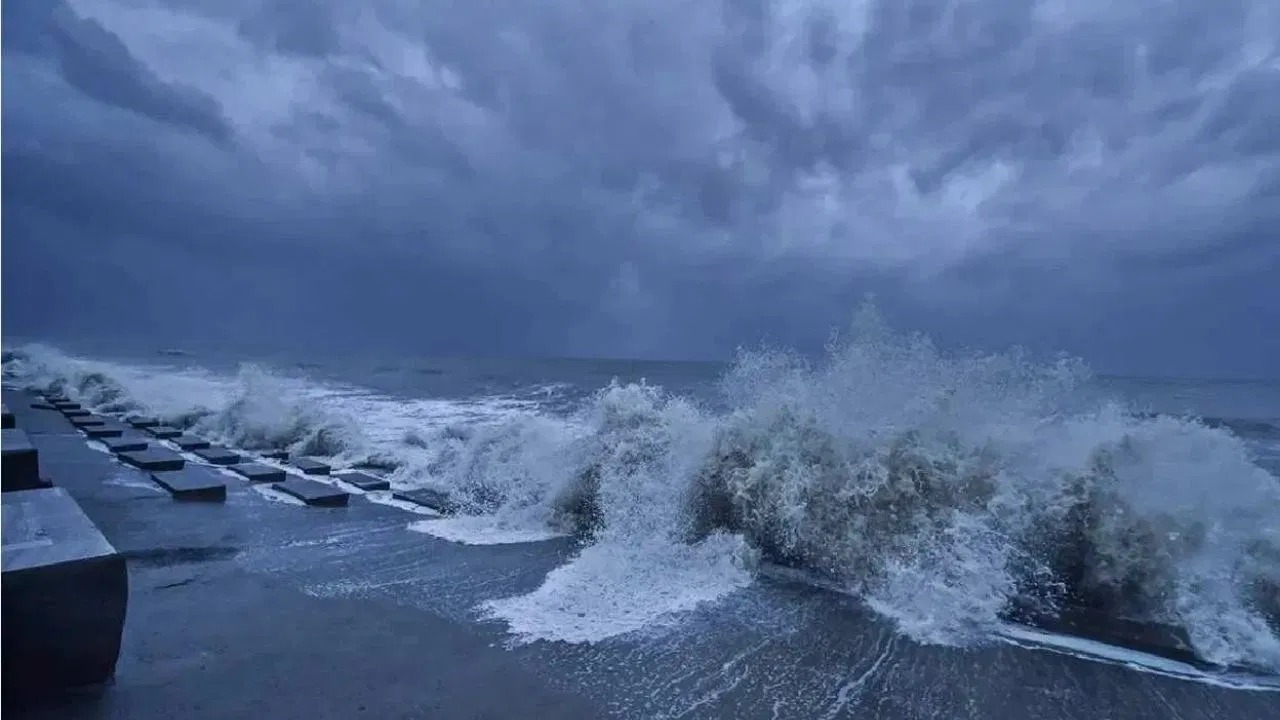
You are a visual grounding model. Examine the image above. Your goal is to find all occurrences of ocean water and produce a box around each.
[5,313,1280,675]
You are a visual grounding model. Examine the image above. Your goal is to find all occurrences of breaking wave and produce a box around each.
[5,345,376,464]
[5,311,1279,670]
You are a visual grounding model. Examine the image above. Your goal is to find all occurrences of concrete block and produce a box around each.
[43,393,69,404]
[2,429,43,492]
[70,415,107,428]
[274,478,349,507]
[291,457,331,475]
[119,449,185,472]
[2,487,127,698]
[82,424,125,439]
[393,486,458,514]
[30,402,57,411]
[127,416,160,429]
[63,408,92,419]
[103,437,148,454]
[193,446,241,465]
[231,463,286,483]
[151,469,226,502]
[261,449,289,461]
[336,471,391,492]
[53,401,81,412]
[173,435,211,451]
[147,426,182,439]
[2,403,14,429]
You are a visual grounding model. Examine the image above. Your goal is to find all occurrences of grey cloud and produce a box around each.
[323,65,404,128]
[236,0,340,58]
[8,2,233,144]
[3,0,1278,376]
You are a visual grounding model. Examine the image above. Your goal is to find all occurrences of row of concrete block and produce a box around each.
[2,389,463,709]
[48,397,354,506]
[43,394,458,513]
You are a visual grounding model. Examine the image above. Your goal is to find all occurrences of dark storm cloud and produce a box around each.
[3,0,1278,376]
[6,2,232,144]
[236,0,340,58]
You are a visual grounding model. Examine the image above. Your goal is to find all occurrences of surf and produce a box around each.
[6,309,1279,672]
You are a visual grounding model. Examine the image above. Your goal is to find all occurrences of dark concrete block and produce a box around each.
[52,401,81,412]
[103,437,148,453]
[335,471,391,492]
[147,426,182,439]
[193,446,241,465]
[119,449,185,472]
[82,424,125,439]
[2,403,14,429]
[291,457,331,475]
[274,478,349,507]
[393,486,458,514]
[43,393,69,404]
[127,416,160,429]
[261,449,289,461]
[30,402,57,411]
[173,435,211,451]
[63,408,92,419]
[70,415,108,428]
[151,468,226,502]
[2,487,127,698]
[231,463,286,483]
[2,429,43,492]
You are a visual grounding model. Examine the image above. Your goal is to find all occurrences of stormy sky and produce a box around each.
[3,0,1278,377]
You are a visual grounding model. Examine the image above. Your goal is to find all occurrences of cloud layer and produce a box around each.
[4,0,1278,375]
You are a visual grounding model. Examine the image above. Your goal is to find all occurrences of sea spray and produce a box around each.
[3,346,373,464]
[6,317,1279,668]
[475,310,1280,665]
[192,364,370,461]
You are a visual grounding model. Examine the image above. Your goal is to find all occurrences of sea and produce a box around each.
[5,318,1280,705]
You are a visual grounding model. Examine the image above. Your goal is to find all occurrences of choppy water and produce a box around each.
[5,311,1280,674]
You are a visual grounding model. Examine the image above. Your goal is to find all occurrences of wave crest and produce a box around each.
[6,317,1278,668]
[3,346,372,463]
[466,310,1280,666]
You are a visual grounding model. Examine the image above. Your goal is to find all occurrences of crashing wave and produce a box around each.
[3,345,374,465]
[446,309,1280,668]
[5,312,1278,669]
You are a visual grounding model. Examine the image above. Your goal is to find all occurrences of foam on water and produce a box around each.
[7,312,1280,670]
[103,471,167,494]
[251,484,305,506]
[3,343,545,474]
[408,516,565,545]
[998,625,1280,692]
[481,535,754,644]
[363,494,444,516]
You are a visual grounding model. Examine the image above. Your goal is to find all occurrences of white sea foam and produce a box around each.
[481,535,754,644]
[998,625,1280,692]
[408,516,564,545]
[251,484,305,505]
[363,494,443,516]
[103,471,166,494]
[3,344,541,475]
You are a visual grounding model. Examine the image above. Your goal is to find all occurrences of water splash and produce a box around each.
[7,314,1279,668]
[472,308,1280,666]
